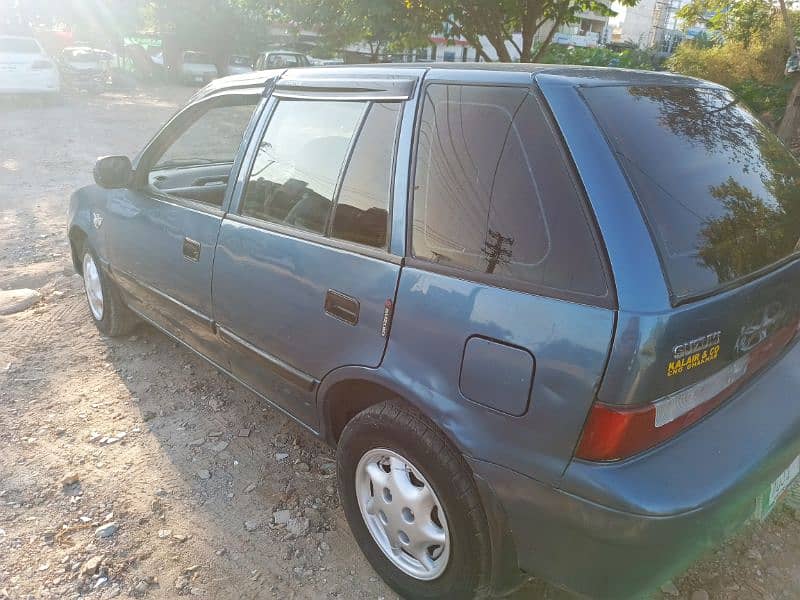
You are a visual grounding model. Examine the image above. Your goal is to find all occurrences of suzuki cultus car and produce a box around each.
[68,65,800,599]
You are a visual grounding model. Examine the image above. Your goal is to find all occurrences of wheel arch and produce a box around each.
[318,367,427,446]
[68,224,89,275]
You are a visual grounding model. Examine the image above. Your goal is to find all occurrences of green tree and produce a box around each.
[239,0,433,60]
[248,0,638,62]
[406,0,637,62]
[676,0,775,48]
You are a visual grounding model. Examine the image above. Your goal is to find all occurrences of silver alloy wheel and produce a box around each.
[355,448,450,581]
[82,252,104,321]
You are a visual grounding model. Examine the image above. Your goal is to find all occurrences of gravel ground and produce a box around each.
[1,85,800,600]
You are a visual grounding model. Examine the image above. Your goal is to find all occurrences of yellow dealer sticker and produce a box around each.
[667,344,720,377]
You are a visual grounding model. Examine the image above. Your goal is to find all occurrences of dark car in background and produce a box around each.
[58,46,113,92]
[68,64,800,599]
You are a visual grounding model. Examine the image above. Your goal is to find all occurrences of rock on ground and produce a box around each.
[0,288,41,315]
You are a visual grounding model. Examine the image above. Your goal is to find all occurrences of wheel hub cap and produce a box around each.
[83,253,104,321]
[355,448,450,580]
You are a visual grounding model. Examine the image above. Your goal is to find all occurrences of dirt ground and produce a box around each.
[1,86,800,600]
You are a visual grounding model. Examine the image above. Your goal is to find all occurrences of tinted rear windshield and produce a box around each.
[583,85,800,300]
[0,38,41,53]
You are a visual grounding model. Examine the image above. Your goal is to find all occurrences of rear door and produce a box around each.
[212,72,417,427]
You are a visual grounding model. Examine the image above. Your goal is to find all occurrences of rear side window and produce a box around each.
[583,85,800,300]
[240,100,365,235]
[241,99,400,247]
[412,84,608,301]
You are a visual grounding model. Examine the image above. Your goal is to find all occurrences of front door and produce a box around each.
[212,89,408,427]
[106,92,262,364]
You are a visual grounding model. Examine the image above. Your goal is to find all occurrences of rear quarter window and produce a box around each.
[411,84,609,303]
[583,85,800,301]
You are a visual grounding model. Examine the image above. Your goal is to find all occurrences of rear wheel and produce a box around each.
[337,401,491,599]
[81,245,137,336]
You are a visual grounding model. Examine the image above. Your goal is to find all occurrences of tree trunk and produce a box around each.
[519,0,540,62]
[531,21,559,63]
[487,32,512,62]
[777,0,799,143]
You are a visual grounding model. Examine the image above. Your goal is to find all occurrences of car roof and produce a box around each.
[196,63,714,100]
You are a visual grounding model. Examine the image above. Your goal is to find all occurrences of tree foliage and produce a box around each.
[12,0,645,63]
[404,0,637,62]
[540,44,656,69]
[237,0,433,59]
[242,0,639,62]
[676,0,776,49]
[667,9,798,121]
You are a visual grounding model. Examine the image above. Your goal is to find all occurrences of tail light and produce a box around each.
[31,60,53,70]
[576,322,799,462]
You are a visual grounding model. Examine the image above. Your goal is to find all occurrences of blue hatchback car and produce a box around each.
[68,65,800,599]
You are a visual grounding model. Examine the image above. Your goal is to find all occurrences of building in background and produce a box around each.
[552,10,612,48]
[612,0,695,54]
[612,0,657,48]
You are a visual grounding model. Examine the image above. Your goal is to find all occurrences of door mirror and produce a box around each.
[93,155,133,189]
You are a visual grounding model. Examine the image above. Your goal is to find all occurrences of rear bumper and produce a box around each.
[0,70,59,93]
[472,337,800,599]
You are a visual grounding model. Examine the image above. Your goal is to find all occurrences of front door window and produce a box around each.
[144,95,259,208]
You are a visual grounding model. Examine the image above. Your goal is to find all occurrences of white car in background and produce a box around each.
[0,35,60,96]
[179,51,218,85]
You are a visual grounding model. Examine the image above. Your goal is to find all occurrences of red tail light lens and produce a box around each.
[577,322,799,462]
[575,392,732,462]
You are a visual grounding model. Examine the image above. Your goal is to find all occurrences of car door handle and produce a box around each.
[324,289,359,325]
[182,237,201,262]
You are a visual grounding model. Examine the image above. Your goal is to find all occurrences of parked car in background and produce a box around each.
[178,50,217,85]
[226,54,253,76]
[0,35,59,96]
[68,65,800,599]
[254,50,309,70]
[308,57,344,66]
[58,46,113,92]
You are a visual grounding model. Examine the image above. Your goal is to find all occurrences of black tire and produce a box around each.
[81,244,137,337]
[337,401,491,600]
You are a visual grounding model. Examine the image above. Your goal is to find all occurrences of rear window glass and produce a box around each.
[0,38,41,53]
[584,85,800,300]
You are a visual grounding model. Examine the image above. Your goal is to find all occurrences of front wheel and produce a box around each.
[81,245,137,336]
[337,401,491,599]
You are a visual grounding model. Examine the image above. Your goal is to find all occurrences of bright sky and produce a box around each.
[608,2,629,27]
